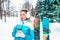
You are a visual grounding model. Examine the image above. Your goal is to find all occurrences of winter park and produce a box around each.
[0,0,60,40]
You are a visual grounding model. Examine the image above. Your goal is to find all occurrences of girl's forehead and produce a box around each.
[20,11,26,14]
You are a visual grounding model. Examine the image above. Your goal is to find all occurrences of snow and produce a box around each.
[0,17,60,40]
[0,17,19,40]
[50,23,60,40]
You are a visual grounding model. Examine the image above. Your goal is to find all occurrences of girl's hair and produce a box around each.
[20,10,28,13]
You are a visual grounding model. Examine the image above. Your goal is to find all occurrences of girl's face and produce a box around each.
[20,11,27,20]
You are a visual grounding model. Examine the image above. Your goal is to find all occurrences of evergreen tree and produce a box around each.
[35,0,60,22]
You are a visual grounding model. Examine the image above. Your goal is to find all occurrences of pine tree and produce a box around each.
[35,0,60,22]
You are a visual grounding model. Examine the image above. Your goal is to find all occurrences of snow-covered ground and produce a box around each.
[0,17,19,40]
[0,17,60,40]
[50,23,60,40]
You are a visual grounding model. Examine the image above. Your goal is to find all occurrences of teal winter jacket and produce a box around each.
[12,20,34,40]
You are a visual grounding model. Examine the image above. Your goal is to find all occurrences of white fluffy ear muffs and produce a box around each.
[30,16,35,26]
[26,12,30,18]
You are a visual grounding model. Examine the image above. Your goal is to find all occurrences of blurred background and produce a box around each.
[0,0,60,40]
[0,0,60,23]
